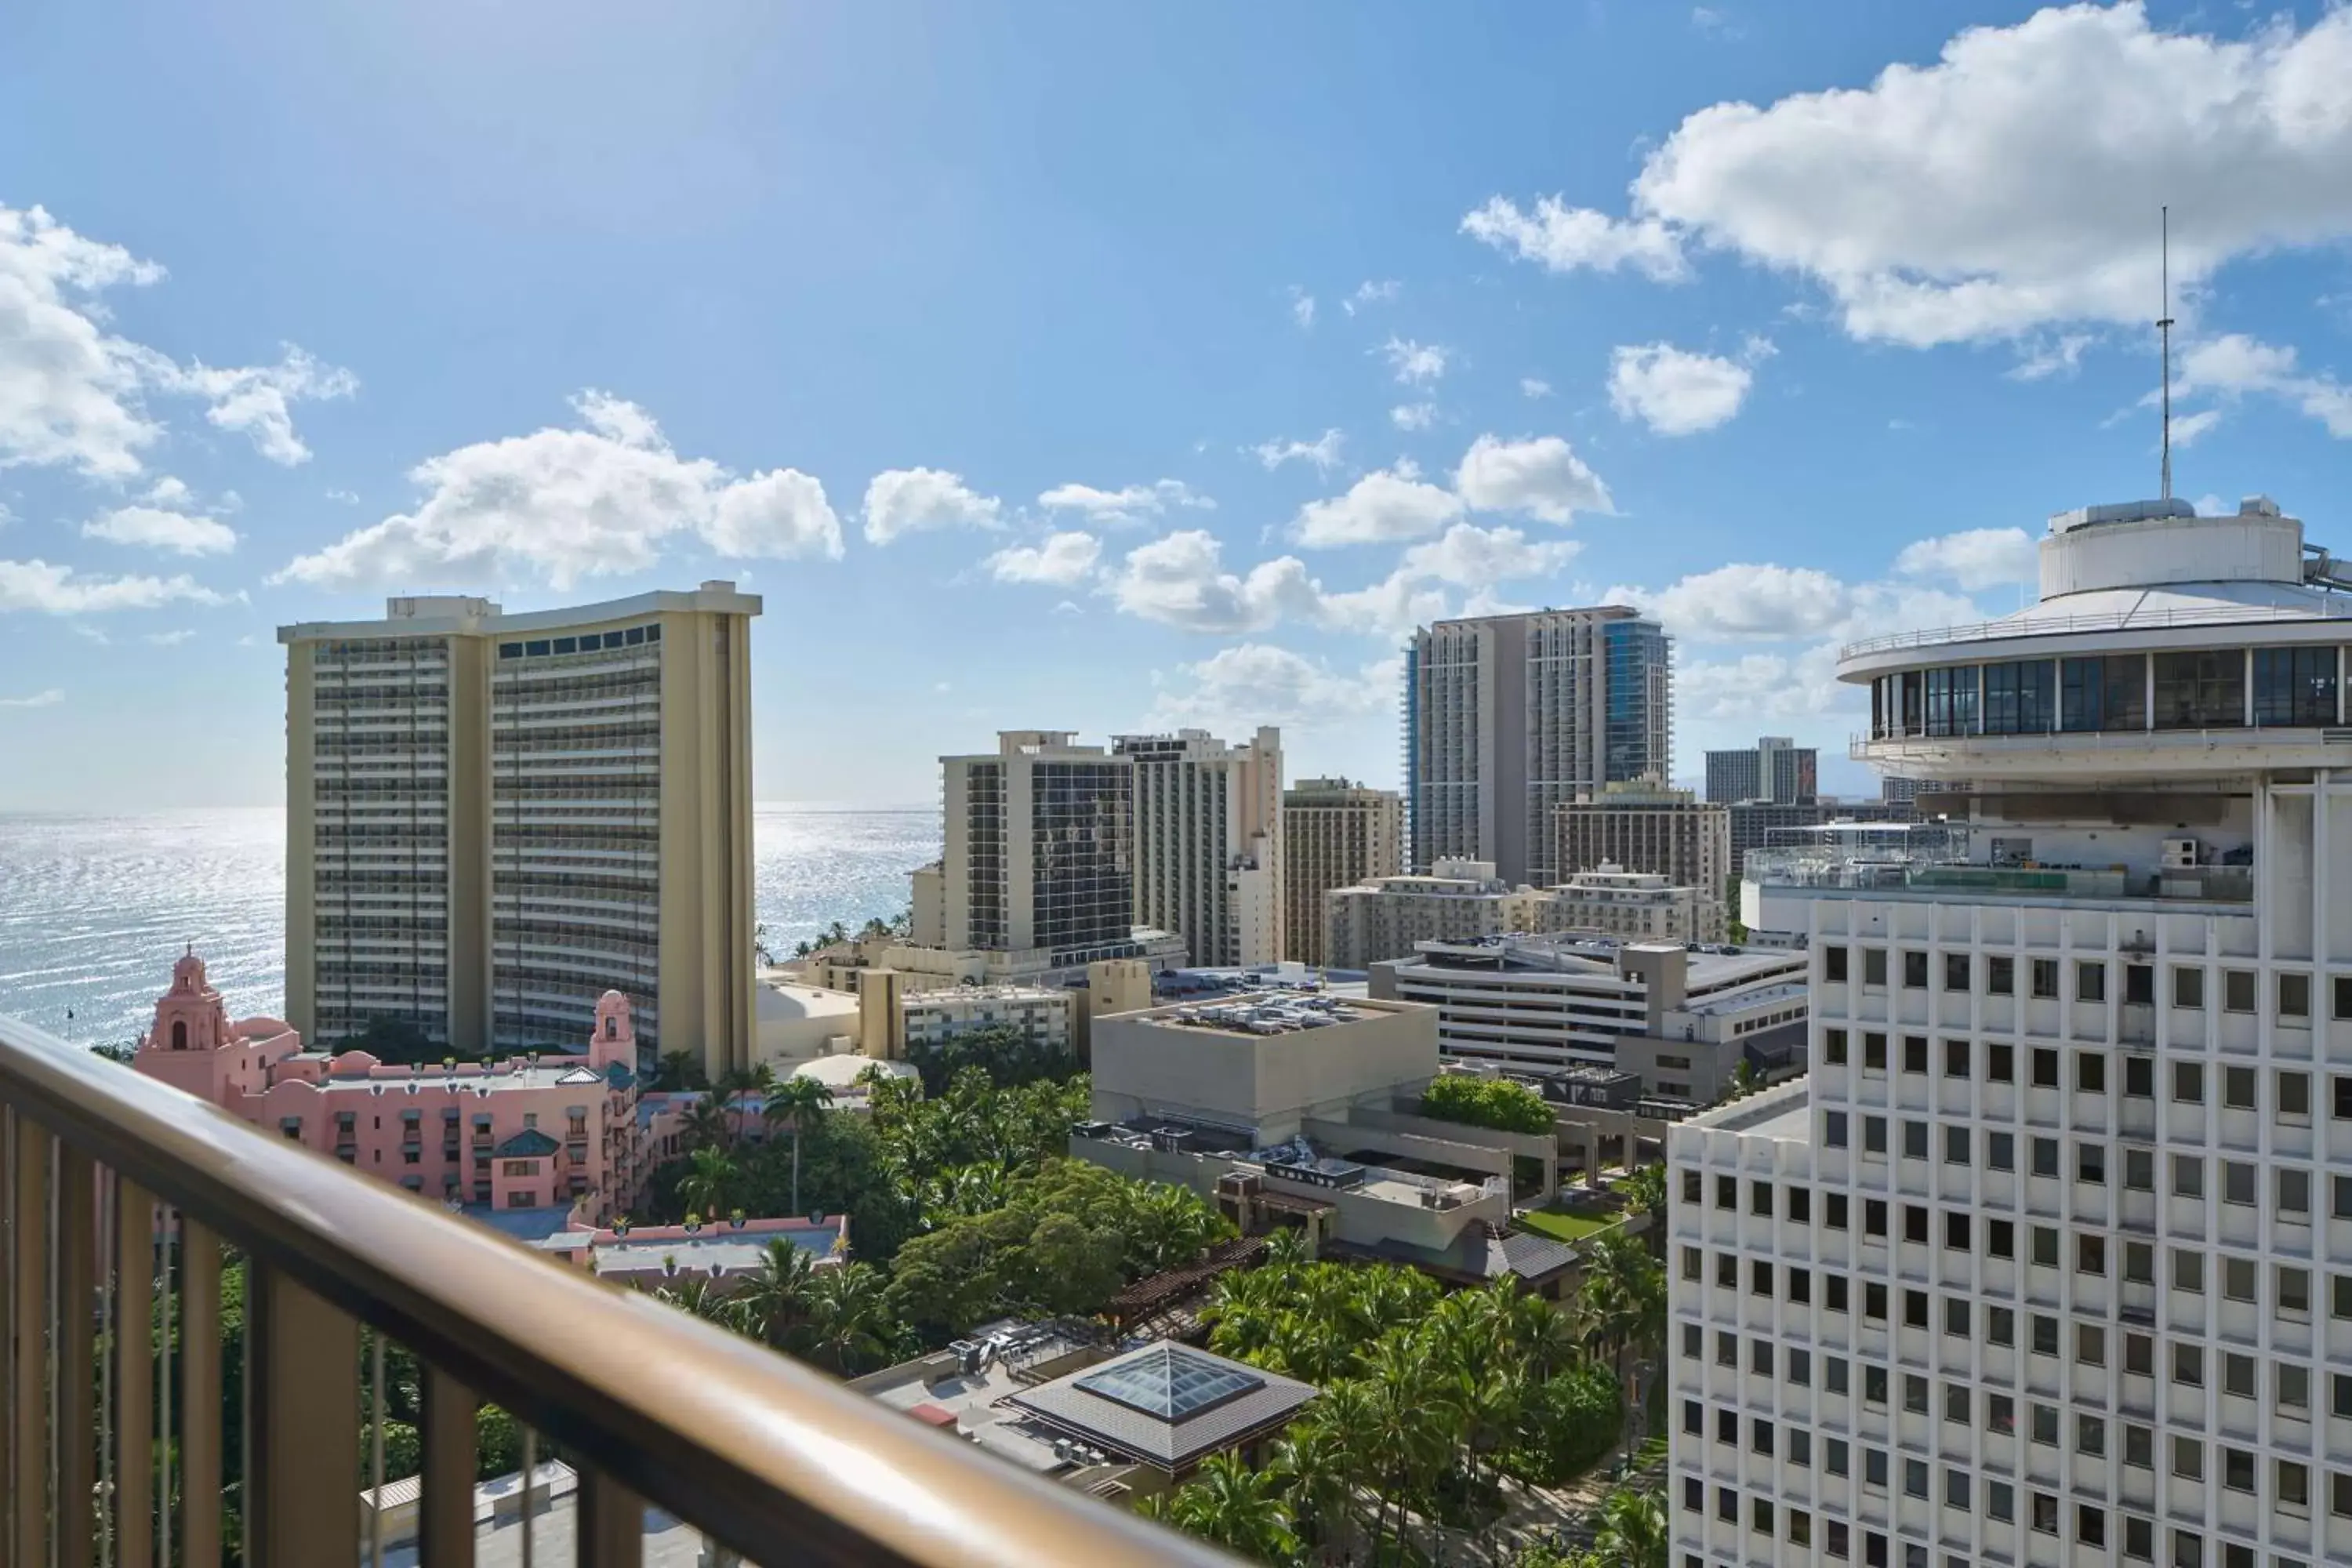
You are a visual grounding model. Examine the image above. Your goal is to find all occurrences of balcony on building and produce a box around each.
[1744,820,2255,911]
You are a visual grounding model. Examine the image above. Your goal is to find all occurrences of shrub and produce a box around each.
[1422,1074,1555,1136]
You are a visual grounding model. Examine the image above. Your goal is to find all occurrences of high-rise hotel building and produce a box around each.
[1671,497,2352,1568]
[1283,777,1404,968]
[1114,727,1283,970]
[279,585,759,1076]
[1403,605,1671,886]
[925,731,1138,967]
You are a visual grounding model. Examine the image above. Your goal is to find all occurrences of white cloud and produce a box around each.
[144,629,194,646]
[0,560,227,615]
[82,503,238,557]
[0,203,166,477]
[2007,333,2093,382]
[2165,332,2352,439]
[1380,336,1452,386]
[0,688,64,708]
[1466,5,2352,347]
[860,466,1000,546]
[1344,280,1401,316]
[1289,287,1316,329]
[1677,648,1850,723]
[276,391,845,590]
[1106,530,1324,633]
[325,488,359,505]
[1151,644,1399,734]
[1690,5,1744,40]
[1607,342,1756,435]
[1036,479,1211,525]
[2168,407,2224,447]
[1451,434,1612,523]
[1251,430,1346,474]
[1893,526,2037,590]
[1292,463,1464,547]
[1390,403,1436,432]
[984,531,1102,587]
[1460,196,1688,281]
[1395,521,1581,587]
[1520,377,1554,399]
[1628,563,1853,641]
[155,345,357,466]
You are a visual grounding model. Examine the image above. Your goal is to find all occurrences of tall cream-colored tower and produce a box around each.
[1280,777,1403,967]
[279,583,760,1078]
[1114,728,1283,968]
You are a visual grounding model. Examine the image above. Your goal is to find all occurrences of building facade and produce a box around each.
[1282,778,1403,968]
[136,950,661,1221]
[1403,606,1672,886]
[1670,495,2352,1568]
[1115,728,1284,970]
[1556,780,1730,894]
[938,731,1136,967]
[1541,864,1730,944]
[279,585,760,1076]
[1372,935,1806,1086]
[1707,736,1820,805]
[1324,860,1525,971]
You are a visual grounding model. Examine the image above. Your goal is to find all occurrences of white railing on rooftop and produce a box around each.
[1840,597,2352,662]
[1745,845,2254,906]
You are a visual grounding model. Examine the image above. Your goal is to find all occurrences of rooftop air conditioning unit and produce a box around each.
[2161,838,2199,870]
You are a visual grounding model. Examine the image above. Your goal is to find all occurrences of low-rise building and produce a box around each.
[1534,863,1726,943]
[134,951,670,1222]
[536,1213,846,1290]
[1323,859,1530,970]
[753,970,1073,1068]
[1369,935,1807,1094]
[1553,779,1730,894]
[1075,993,1576,1293]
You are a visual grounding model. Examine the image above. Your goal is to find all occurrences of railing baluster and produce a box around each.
[576,1468,641,1568]
[418,1368,476,1567]
[246,1261,360,1567]
[177,1221,220,1568]
[60,1145,97,1566]
[3,1109,47,1568]
[518,1427,535,1568]
[114,1178,153,1568]
[367,1334,385,1568]
[155,1208,172,1568]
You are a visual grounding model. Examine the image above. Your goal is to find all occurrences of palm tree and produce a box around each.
[1618,1160,1666,1216]
[1728,1058,1760,1097]
[1171,1453,1297,1564]
[1361,1331,1454,1566]
[654,1274,731,1324]
[679,1094,732,1152]
[793,1262,893,1374]
[764,1075,835,1214]
[1274,1416,1356,1563]
[677,1145,740,1220]
[1594,1487,1667,1568]
[732,1238,817,1348]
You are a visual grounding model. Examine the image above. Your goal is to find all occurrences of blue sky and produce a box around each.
[2,1,2350,811]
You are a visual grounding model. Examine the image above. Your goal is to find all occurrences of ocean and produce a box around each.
[0,804,942,1051]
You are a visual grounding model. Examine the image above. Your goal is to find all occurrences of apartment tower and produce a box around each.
[1282,777,1404,968]
[1555,779,1730,893]
[937,731,1135,966]
[1114,728,1283,969]
[1707,735,1820,805]
[1670,496,2352,1568]
[1403,605,1671,885]
[280,585,759,1077]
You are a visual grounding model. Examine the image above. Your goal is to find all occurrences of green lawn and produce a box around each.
[1515,1207,1621,1243]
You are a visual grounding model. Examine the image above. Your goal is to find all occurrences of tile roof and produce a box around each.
[492,1128,562,1158]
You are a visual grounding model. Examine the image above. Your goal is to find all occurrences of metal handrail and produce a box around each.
[0,1013,1232,1568]
[1838,599,2352,662]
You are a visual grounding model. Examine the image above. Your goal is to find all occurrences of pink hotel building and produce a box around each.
[135,950,679,1221]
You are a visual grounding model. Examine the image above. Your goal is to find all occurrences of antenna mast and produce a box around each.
[2159,205,2174,501]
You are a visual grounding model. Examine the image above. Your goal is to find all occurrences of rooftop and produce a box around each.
[1006,1341,1319,1474]
[1396,932,1802,990]
[1690,1079,1812,1142]
[1136,993,1381,1037]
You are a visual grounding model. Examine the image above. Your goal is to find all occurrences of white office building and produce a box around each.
[1115,728,1284,969]
[1672,495,2352,1568]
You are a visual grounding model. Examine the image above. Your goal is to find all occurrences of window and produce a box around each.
[1828,1357,1850,1394]
[2281,972,2313,1021]
[1827,1193,1849,1230]
[1864,948,1888,987]
[2078,1414,2106,1456]
[1904,1289,1929,1329]
[2174,1248,2204,1293]
[2125,1242,2154,1285]
[2281,1265,2312,1316]
[2253,645,2336,726]
[2079,1236,2107,1278]
[1865,1282,1888,1321]
[2175,1061,2203,1103]
[2281,1460,2311,1514]
[2223,1162,2256,1207]
[2174,1436,2203,1480]
[2032,1313,2059,1356]
[1988,1131,2015,1171]
[2224,969,2256,1012]
[1751,1259,1773,1297]
[2079,1144,2106,1185]
[2126,1331,2154,1374]
[1987,956,2014,996]
[2280,1363,2309,1411]
[1944,1210,1971,1250]
[2078,1505,2107,1551]
[1716,1254,1737,1289]
[1944,953,1969,992]
[1825,945,1849,982]
[1864,1031,1887,1069]
[2176,1345,2204,1389]
[2153,648,2245,728]
[2061,652,2147,731]
[2078,960,2107,1003]
[1680,1170,1701,1205]
[1865,1117,1888,1155]
[1902,1204,1928,1243]
[2078,1052,2106,1093]
[2031,960,2060,1000]
[2222,1448,2255,1494]
[1824,1027,1849,1065]
[1789,1269,1813,1305]
[1987,1041,2014,1081]
[1983,658,2056,734]
[1988,1392,2016,1432]
[1988,1218,2014,1258]
[1750,1179,1773,1216]
[2173,1533,2203,1568]
[2031,1046,2058,1087]
[1903,1120,1928,1160]
[2339,975,2352,1021]
[1828,1276,1849,1313]
[2126,1425,2154,1468]
[2126,1518,2154,1563]
[1788,1187,1809,1223]
[1944,1381,1968,1422]
[1752,1417,1775,1454]
[2032,1138,2060,1178]
[2032,1403,2060,1445]
[2223,1257,2255,1301]
[1989,1306,2015,1346]
[2224,1352,2256,1397]
[1865,1198,1888,1236]
[1944,1124,1969,1164]
[1904,951,1929,989]
[1905,1374,1929,1413]
[1789,1347,1811,1383]
[1904,1457,1928,1499]
[1987,1481,2013,1523]
[2174,966,2205,1007]
[2224,1065,2256,1109]
[2281,1167,2311,1217]
[2032,1491,2059,1534]
[2173,1155,2205,1198]
[2125,1148,2154,1191]
[1826,1111,1849,1148]
[1944,1298,1970,1338]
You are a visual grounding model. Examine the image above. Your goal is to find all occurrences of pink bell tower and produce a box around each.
[589,990,637,1072]
[134,947,241,1104]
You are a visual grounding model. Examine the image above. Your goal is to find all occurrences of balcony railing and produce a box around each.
[1838,597,2352,661]
[0,1011,1232,1567]
[1744,847,2254,906]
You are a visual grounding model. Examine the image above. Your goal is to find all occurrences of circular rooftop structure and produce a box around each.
[1842,496,2352,782]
